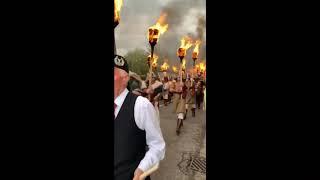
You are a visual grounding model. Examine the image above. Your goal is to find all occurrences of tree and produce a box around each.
[124,48,149,76]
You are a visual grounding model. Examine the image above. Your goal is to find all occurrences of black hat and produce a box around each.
[114,55,129,73]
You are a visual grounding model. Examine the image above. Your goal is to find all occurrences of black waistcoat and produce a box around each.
[114,92,146,180]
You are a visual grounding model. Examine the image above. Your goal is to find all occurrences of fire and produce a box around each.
[148,13,169,45]
[177,36,193,58]
[199,62,206,72]
[195,64,200,72]
[160,62,170,71]
[114,0,123,23]
[172,66,178,73]
[182,59,186,71]
[148,54,159,68]
[192,40,201,59]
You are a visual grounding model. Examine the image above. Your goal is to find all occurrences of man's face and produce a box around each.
[114,68,128,98]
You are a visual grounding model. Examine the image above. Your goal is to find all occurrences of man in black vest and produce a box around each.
[114,55,165,180]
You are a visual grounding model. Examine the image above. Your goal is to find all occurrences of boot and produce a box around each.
[176,119,183,135]
[176,119,180,135]
[192,108,195,117]
[185,110,188,119]
[179,119,183,129]
[181,118,184,127]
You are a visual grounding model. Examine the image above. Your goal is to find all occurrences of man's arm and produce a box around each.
[134,96,165,172]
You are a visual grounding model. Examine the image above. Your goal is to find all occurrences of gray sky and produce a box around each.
[115,0,206,67]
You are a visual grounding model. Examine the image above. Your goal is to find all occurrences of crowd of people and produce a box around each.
[128,72,206,135]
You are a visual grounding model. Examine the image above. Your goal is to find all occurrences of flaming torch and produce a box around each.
[177,36,193,82]
[172,66,178,74]
[114,0,123,54]
[160,61,170,78]
[195,64,200,76]
[192,40,201,66]
[148,14,168,55]
[150,54,159,72]
[147,14,168,98]
[191,40,201,85]
[199,62,206,79]
[182,59,186,72]
[160,62,169,72]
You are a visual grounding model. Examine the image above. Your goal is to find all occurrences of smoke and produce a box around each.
[157,0,206,67]
[196,15,206,41]
[115,0,206,69]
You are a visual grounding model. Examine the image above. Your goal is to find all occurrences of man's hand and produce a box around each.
[133,168,144,180]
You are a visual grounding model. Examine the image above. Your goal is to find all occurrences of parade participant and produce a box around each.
[175,78,188,135]
[195,80,203,109]
[169,78,180,113]
[162,77,170,106]
[185,79,196,118]
[167,77,173,103]
[114,55,165,180]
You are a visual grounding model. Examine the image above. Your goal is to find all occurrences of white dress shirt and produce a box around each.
[114,88,166,172]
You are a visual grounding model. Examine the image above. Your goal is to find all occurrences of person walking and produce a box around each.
[185,79,196,118]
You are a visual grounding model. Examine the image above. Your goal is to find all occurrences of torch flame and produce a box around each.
[160,62,170,71]
[172,66,178,73]
[199,62,206,72]
[180,36,193,50]
[195,64,200,72]
[148,54,159,68]
[192,40,201,59]
[114,0,123,23]
[148,13,169,44]
[182,59,186,70]
[177,36,193,58]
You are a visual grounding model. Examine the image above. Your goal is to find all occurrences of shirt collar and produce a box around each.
[114,88,129,108]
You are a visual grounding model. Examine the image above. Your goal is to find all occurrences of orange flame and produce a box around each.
[148,54,159,68]
[195,64,200,72]
[182,59,186,71]
[148,13,169,44]
[172,66,178,73]
[199,62,206,72]
[177,36,193,58]
[114,0,123,23]
[160,61,170,71]
[192,40,201,59]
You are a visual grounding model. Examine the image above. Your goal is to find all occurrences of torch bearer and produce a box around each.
[114,0,123,55]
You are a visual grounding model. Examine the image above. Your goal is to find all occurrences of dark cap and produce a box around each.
[114,55,129,73]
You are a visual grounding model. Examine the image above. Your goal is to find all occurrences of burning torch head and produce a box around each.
[192,52,198,61]
[192,40,201,61]
[177,48,186,60]
[148,28,159,47]
[148,14,168,47]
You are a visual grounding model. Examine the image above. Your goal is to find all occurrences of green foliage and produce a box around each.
[124,48,149,75]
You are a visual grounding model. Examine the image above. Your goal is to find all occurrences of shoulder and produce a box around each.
[135,96,153,109]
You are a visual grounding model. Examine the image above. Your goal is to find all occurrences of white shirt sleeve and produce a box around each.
[134,96,166,172]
